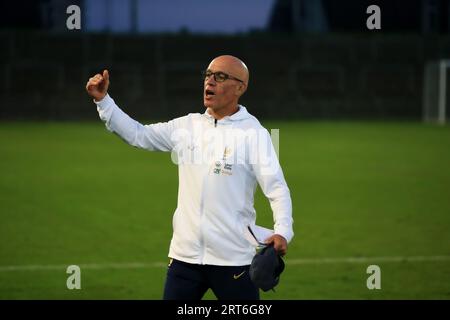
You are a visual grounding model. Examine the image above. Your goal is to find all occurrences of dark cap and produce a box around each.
[249,245,285,292]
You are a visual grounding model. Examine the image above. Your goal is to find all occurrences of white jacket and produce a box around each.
[96,94,293,266]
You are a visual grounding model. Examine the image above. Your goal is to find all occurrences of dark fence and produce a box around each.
[1,31,449,120]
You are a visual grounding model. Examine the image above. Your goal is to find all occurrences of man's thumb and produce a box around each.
[103,69,109,82]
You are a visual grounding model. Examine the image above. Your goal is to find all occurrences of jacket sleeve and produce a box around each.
[95,94,177,152]
[250,128,294,243]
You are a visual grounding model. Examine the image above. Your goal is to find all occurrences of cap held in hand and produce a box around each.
[249,244,285,292]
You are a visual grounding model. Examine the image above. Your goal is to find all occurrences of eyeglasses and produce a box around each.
[202,70,244,83]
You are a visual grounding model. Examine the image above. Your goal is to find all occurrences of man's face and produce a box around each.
[203,60,243,111]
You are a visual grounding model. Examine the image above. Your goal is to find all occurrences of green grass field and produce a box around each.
[1,121,449,299]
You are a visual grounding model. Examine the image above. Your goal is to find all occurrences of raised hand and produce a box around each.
[86,69,110,101]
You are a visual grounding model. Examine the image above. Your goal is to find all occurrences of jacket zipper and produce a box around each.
[199,117,218,264]
[198,117,221,264]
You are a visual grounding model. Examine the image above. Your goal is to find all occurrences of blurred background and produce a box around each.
[1,0,449,120]
[0,0,449,300]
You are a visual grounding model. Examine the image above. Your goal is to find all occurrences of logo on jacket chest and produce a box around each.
[213,147,233,175]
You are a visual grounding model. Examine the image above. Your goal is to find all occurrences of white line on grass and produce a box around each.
[1,255,449,272]
[287,255,450,264]
[0,262,167,272]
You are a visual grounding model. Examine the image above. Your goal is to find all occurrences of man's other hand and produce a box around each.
[265,234,288,256]
[86,69,110,101]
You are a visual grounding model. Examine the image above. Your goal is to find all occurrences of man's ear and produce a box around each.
[236,82,247,96]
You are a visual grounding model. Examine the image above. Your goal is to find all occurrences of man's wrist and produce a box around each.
[273,227,293,243]
[274,234,287,242]
[94,93,113,110]
[94,93,108,103]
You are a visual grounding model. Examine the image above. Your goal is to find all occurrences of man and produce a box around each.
[86,55,293,300]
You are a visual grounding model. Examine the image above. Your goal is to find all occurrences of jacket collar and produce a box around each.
[203,105,250,122]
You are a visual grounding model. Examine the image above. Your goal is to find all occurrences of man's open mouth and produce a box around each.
[205,89,215,97]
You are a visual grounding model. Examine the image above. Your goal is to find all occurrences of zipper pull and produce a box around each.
[214,119,217,127]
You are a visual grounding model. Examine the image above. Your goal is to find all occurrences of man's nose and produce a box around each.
[205,76,216,86]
